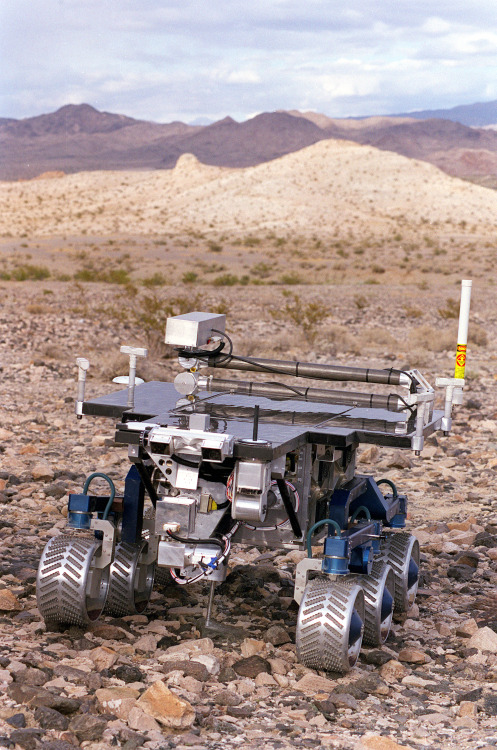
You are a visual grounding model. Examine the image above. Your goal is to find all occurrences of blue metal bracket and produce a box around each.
[122,465,144,544]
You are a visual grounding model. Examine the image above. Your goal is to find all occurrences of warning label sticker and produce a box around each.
[454,343,467,378]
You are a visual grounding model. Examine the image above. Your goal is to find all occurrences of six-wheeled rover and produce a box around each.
[36,281,472,672]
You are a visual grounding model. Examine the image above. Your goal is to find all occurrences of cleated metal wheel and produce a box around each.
[296,579,365,673]
[380,532,420,613]
[104,540,155,617]
[36,535,110,627]
[154,567,172,587]
[349,561,395,647]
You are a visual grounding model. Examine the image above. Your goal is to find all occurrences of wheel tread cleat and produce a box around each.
[36,535,110,627]
[296,579,365,673]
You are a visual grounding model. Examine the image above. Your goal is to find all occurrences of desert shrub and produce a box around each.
[344,327,398,356]
[408,325,454,352]
[207,241,222,252]
[438,297,459,319]
[470,325,488,347]
[354,295,369,310]
[182,271,198,283]
[11,264,50,281]
[251,262,273,278]
[243,236,261,247]
[404,305,423,319]
[212,274,239,286]
[129,291,206,354]
[74,268,130,284]
[26,303,51,314]
[271,293,329,343]
[142,272,166,287]
[104,269,130,285]
[280,273,301,285]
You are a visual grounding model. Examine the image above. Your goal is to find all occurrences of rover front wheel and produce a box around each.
[296,579,365,673]
[36,535,110,627]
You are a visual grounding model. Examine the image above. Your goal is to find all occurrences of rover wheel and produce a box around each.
[104,540,156,617]
[36,535,110,627]
[154,566,172,587]
[349,561,395,647]
[296,580,365,673]
[380,532,420,613]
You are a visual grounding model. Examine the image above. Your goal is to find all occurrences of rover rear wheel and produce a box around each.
[296,579,365,673]
[349,561,395,647]
[36,535,110,627]
[380,532,420,613]
[104,540,155,617]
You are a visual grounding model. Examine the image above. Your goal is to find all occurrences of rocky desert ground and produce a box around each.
[0,141,496,750]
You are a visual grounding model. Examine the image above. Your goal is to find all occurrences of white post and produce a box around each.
[76,357,90,418]
[453,279,472,403]
[120,346,148,409]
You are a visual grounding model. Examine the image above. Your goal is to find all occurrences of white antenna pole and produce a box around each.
[454,279,472,380]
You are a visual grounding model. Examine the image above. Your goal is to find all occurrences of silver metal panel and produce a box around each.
[155,497,196,535]
[165,312,226,347]
[296,444,314,538]
[158,541,185,567]
[236,461,268,491]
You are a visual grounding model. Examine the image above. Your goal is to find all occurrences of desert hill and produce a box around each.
[2,138,497,241]
[2,103,497,187]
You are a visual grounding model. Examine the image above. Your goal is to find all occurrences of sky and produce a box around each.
[1,0,497,124]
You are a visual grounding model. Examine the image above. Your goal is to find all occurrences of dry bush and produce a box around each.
[26,303,51,314]
[40,344,69,360]
[438,297,459,319]
[344,327,398,356]
[403,304,423,319]
[470,325,488,347]
[270,293,330,343]
[408,325,455,352]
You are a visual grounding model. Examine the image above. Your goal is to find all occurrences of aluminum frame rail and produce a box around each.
[197,376,408,412]
[207,355,412,387]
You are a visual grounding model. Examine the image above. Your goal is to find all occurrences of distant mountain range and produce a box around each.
[391,99,497,127]
[1,100,497,186]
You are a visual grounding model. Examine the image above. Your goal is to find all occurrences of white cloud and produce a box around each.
[226,70,261,84]
[1,0,497,121]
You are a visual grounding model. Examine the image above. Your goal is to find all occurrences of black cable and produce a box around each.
[134,461,158,508]
[214,500,230,510]
[275,478,302,539]
[170,453,201,468]
[175,340,226,360]
[396,394,415,414]
[210,329,233,365]
[166,530,224,550]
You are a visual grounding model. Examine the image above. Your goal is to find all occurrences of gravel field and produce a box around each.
[0,278,496,750]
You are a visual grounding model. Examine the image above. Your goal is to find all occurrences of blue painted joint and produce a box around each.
[349,543,374,574]
[385,494,407,527]
[388,513,406,528]
[322,536,349,575]
[67,493,92,529]
[371,521,383,552]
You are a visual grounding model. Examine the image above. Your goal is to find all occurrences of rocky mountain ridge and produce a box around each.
[2,102,497,187]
